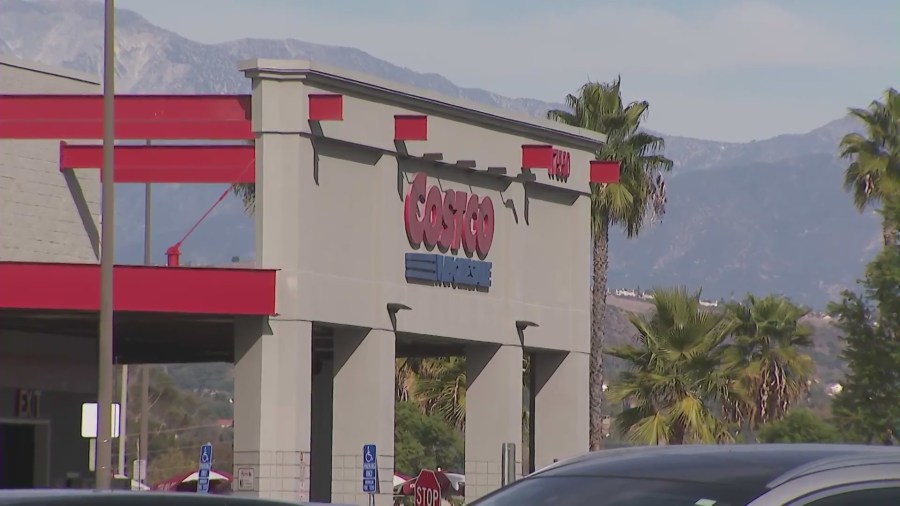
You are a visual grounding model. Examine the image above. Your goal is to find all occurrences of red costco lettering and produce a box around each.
[550,149,571,181]
[404,172,494,258]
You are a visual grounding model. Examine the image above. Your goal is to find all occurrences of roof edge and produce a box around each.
[238,58,605,151]
[0,54,100,85]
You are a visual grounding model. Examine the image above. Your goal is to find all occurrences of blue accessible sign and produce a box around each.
[197,443,213,494]
[362,443,378,494]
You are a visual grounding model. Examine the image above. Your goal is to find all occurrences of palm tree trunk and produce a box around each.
[589,217,610,451]
[883,219,897,247]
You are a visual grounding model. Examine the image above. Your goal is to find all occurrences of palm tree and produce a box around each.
[232,183,255,213]
[547,77,674,450]
[722,295,815,431]
[839,88,900,247]
[397,355,532,434]
[606,287,741,445]
[396,357,467,430]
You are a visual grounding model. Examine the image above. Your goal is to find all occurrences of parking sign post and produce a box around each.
[197,443,213,494]
[362,444,378,505]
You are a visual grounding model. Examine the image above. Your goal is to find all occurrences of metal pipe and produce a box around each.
[501,442,516,487]
[138,145,152,488]
[95,0,116,490]
[117,364,128,476]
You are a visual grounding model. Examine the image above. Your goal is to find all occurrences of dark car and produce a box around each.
[469,444,900,506]
[0,490,331,505]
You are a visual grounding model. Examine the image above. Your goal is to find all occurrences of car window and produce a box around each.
[798,486,900,505]
[468,475,765,506]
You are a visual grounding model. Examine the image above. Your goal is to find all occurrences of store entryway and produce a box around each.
[0,421,49,489]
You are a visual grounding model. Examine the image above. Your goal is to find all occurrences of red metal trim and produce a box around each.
[521,144,553,168]
[308,94,343,121]
[0,262,276,315]
[395,115,428,141]
[522,144,572,181]
[590,160,621,184]
[59,143,255,183]
[0,95,252,140]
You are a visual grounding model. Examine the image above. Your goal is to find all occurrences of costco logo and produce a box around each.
[402,172,494,290]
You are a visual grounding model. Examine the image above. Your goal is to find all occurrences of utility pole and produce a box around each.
[138,140,152,487]
[95,0,116,490]
[117,365,128,476]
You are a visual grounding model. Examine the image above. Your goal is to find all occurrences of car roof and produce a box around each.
[0,490,298,505]
[534,444,900,492]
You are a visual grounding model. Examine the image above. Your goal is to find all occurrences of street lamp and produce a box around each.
[95,0,116,490]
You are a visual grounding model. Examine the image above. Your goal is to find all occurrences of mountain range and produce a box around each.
[0,0,881,309]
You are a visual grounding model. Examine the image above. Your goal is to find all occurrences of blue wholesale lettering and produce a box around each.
[405,253,492,290]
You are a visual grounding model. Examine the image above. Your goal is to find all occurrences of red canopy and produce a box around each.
[153,469,233,494]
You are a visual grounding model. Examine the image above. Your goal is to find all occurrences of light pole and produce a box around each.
[139,142,152,486]
[96,0,116,490]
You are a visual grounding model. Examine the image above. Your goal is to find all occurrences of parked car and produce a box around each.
[469,444,900,505]
[0,490,331,505]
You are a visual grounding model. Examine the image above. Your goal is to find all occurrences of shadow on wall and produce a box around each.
[63,170,100,260]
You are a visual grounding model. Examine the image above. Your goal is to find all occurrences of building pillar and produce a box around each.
[233,317,313,501]
[331,328,396,506]
[465,344,523,501]
[234,58,315,502]
[532,350,589,471]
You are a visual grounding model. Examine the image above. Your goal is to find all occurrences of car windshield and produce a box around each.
[469,475,765,506]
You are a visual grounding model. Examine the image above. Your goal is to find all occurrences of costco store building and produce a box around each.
[0,56,616,505]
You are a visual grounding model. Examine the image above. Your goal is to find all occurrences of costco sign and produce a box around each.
[403,173,494,290]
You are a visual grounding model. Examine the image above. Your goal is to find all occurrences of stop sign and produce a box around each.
[414,469,442,506]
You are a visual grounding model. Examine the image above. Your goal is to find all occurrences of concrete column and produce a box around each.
[532,350,589,471]
[235,59,315,502]
[465,344,523,501]
[233,317,313,501]
[331,328,396,506]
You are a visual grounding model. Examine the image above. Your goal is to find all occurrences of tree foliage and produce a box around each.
[606,287,741,445]
[757,408,841,444]
[120,367,234,486]
[829,227,900,444]
[394,401,465,476]
[397,358,467,431]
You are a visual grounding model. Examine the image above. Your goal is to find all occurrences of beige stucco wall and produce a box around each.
[245,59,597,354]
[235,60,599,504]
[0,56,100,263]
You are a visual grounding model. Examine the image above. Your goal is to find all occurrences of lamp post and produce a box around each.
[138,141,152,487]
[95,0,116,490]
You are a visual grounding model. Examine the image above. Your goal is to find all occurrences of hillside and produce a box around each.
[608,153,881,307]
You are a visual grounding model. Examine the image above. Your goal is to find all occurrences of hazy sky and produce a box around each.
[116,0,899,142]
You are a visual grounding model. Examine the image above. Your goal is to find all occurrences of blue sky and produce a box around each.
[117,0,899,142]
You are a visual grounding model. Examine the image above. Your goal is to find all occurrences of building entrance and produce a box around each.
[0,423,35,488]
[0,421,49,489]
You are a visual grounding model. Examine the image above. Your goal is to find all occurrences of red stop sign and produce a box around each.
[414,469,442,506]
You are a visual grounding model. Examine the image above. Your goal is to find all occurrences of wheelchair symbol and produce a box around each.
[364,448,375,463]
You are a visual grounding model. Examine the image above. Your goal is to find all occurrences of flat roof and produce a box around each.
[239,59,605,151]
[0,54,100,85]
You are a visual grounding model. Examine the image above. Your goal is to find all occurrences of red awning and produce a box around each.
[0,262,276,315]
